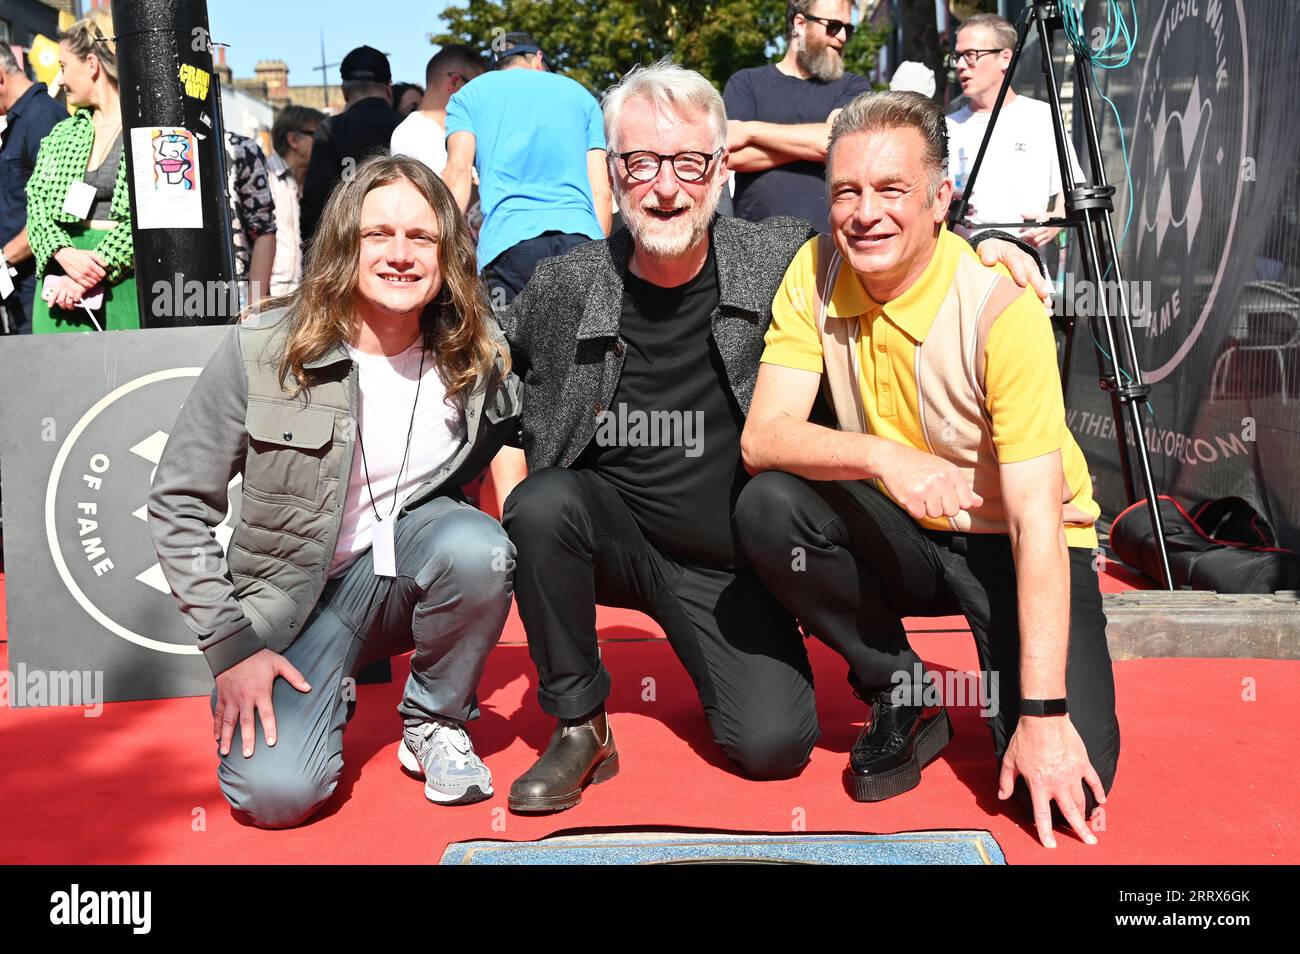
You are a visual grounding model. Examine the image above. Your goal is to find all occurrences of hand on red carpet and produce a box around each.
[998,714,1106,849]
[214,649,312,758]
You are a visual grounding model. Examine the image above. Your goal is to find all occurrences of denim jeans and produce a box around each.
[214,495,514,828]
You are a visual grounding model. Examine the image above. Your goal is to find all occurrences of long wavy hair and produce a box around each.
[269,154,507,400]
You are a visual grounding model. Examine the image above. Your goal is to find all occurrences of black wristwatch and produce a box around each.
[1020,698,1069,717]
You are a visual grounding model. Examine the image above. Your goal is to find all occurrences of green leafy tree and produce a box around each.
[433,0,889,94]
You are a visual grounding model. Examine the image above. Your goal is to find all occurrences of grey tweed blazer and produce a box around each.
[500,213,816,472]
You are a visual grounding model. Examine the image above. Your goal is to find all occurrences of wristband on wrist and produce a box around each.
[1020,698,1069,717]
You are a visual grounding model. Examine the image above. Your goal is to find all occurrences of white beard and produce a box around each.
[620,184,721,260]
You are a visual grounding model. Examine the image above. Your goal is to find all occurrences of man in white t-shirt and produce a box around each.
[148,154,521,828]
[268,106,323,297]
[945,13,1083,248]
[390,44,486,176]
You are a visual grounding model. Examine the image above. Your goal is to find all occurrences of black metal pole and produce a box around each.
[1068,33,1175,589]
[112,0,235,328]
[1033,2,1174,588]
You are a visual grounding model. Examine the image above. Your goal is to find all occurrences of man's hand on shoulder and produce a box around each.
[214,648,312,759]
[977,238,1053,308]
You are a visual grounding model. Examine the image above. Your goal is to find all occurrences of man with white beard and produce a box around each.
[497,61,1051,813]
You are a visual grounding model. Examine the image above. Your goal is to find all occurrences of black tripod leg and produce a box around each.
[1058,313,1075,404]
[1072,50,1176,589]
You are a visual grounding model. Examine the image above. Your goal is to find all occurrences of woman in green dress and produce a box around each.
[27,8,138,333]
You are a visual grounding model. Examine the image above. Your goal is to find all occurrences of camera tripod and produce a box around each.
[948,0,1173,589]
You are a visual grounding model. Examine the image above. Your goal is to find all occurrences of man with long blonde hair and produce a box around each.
[148,155,520,828]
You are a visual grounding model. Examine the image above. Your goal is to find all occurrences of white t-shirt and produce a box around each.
[329,341,466,577]
[267,152,302,297]
[946,96,1083,239]
[391,111,448,176]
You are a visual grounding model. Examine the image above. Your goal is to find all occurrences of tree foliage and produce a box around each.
[432,0,891,94]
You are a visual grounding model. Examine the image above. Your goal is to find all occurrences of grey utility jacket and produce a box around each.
[147,305,521,677]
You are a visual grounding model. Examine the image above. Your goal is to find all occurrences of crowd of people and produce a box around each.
[0,4,1075,336]
[4,1,1106,850]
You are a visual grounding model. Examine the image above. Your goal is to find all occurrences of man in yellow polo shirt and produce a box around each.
[735,90,1117,850]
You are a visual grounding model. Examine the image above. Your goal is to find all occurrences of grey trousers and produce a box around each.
[214,495,515,829]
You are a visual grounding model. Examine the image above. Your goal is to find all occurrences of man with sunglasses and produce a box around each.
[391,44,486,177]
[946,14,1082,253]
[723,1,873,233]
[498,62,1052,814]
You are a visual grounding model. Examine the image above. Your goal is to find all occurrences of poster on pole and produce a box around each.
[129,126,204,230]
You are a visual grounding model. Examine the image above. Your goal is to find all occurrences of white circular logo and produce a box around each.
[1122,0,1248,382]
[44,369,240,655]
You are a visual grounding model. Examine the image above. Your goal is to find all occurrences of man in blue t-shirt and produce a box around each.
[442,33,612,307]
[723,0,874,233]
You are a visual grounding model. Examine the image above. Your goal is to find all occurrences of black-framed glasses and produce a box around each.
[801,14,856,41]
[613,148,722,183]
[948,48,1006,68]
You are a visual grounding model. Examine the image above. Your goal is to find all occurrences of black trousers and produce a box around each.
[503,467,820,780]
[482,231,592,306]
[734,471,1120,806]
[1,273,36,335]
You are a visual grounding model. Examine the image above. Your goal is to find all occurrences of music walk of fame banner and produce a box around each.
[1,327,232,703]
[1065,0,1300,552]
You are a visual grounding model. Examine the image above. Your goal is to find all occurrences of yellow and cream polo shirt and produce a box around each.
[762,225,1100,549]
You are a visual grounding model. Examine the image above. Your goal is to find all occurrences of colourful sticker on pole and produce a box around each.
[130,127,204,230]
[178,63,211,100]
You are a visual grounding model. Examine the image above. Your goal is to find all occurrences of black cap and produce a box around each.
[492,31,545,69]
[340,46,391,83]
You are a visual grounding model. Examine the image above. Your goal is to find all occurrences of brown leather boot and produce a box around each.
[508,708,619,813]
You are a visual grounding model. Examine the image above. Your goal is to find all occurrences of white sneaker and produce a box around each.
[398,721,493,805]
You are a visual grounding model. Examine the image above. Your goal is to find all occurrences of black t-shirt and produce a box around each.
[573,248,748,568]
[301,96,401,244]
[723,65,874,232]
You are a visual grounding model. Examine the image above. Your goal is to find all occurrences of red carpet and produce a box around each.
[2,570,1297,865]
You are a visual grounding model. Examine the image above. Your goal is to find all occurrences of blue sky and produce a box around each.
[207,0,459,90]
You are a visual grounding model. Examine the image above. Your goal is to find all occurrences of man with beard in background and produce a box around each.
[724,0,874,233]
[497,61,1050,814]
